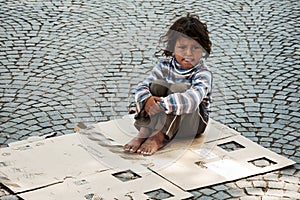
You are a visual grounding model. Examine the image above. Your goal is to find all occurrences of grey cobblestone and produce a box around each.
[1,0,299,199]
[227,188,246,197]
[212,191,230,200]
[245,187,264,196]
[240,196,260,200]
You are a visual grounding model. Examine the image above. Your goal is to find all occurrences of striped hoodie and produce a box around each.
[135,57,212,115]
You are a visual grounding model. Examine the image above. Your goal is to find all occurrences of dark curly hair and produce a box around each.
[159,14,212,58]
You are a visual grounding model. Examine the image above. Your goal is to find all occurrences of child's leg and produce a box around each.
[135,80,170,155]
[167,83,209,138]
[136,129,166,155]
[124,80,169,153]
[123,127,151,153]
[175,111,201,138]
[137,82,187,155]
[133,79,170,128]
[196,101,209,136]
[176,103,209,138]
[162,83,188,139]
[150,79,170,97]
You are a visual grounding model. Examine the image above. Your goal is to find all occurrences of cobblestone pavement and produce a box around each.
[0,0,299,199]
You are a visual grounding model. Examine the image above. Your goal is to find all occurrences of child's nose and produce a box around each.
[185,47,193,56]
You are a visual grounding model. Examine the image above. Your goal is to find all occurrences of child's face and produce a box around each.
[174,37,203,69]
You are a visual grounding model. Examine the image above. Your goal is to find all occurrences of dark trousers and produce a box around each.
[134,79,209,140]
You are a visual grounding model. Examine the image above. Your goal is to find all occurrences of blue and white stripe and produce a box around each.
[135,57,212,115]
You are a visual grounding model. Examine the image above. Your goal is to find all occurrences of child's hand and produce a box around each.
[145,96,163,116]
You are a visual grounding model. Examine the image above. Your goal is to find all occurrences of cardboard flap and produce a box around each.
[0,115,295,198]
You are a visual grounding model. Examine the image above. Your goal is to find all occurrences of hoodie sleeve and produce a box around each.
[159,69,212,115]
[134,62,165,112]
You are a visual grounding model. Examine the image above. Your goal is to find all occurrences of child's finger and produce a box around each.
[153,96,163,102]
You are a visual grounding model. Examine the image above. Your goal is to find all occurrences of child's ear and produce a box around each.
[202,48,209,59]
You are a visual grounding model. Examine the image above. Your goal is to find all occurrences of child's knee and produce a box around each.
[150,80,170,97]
[168,83,188,94]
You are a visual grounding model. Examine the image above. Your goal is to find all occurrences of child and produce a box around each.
[124,14,213,155]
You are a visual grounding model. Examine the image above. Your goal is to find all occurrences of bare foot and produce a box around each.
[124,127,151,153]
[137,131,165,155]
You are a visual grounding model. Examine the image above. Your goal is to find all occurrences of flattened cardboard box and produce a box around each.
[0,115,295,199]
[20,169,192,200]
[0,127,192,199]
[0,134,109,193]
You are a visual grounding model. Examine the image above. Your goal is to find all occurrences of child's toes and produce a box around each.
[139,147,150,155]
[129,146,139,153]
[123,144,131,152]
[143,148,153,155]
[136,147,142,153]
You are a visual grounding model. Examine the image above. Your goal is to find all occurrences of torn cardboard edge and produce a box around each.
[19,169,193,200]
[154,133,296,190]
[0,132,192,200]
[0,134,111,193]
[0,115,296,199]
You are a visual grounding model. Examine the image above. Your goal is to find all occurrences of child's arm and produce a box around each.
[144,96,163,116]
[159,69,212,115]
[135,63,165,113]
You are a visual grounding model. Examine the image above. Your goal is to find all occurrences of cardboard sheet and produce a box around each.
[153,134,296,190]
[77,116,240,172]
[92,115,239,146]
[0,134,109,193]
[0,115,296,199]
[20,169,192,200]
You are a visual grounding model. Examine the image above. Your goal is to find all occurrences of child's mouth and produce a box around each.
[182,58,194,63]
